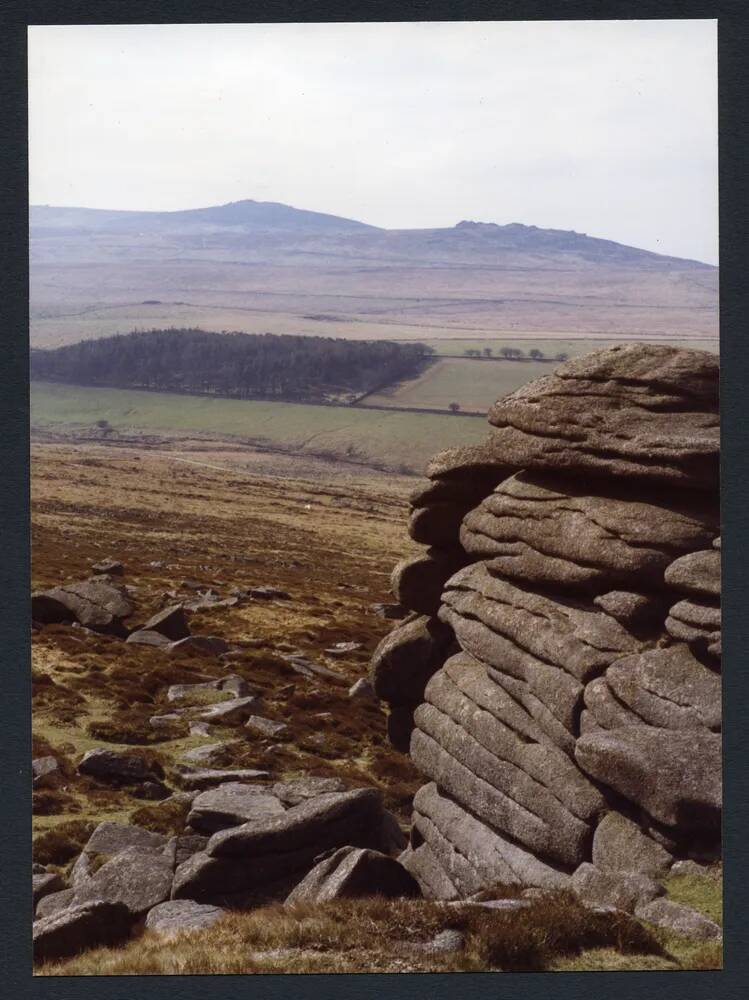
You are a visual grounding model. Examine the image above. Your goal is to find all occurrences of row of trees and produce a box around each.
[463,347,569,361]
[31,328,434,402]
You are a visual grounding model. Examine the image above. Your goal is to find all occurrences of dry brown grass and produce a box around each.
[36,893,668,975]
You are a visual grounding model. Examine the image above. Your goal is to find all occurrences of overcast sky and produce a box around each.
[28,20,718,263]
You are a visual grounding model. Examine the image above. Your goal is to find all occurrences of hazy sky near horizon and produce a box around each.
[29,20,718,263]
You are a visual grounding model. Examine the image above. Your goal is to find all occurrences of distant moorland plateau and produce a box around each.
[30,199,718,348]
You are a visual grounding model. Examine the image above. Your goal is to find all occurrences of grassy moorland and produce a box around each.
[37,881,721,975]
[31,381,488,474]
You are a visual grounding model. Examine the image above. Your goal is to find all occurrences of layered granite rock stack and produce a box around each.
[371,344,721,906]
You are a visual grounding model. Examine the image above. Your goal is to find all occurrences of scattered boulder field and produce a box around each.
[373,344,721,937]
[31,343,722,969]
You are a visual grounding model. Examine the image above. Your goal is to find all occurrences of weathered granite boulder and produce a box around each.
[72,846,174,916]
[591,812,673,878]
[635,897,722,939]
[33,900,134,963]
[371,345,720,901]
[145,900,226,937]
[140,603,191,640]
[575,726,721,832]
[391,549,467,616]
[78,749,162,784]
[486,344,719,489]
[171,789,386,905]
[571,862,664,913]
[370,614,454,709]
[187,784,285,834]
[80,821,168,857]
[285,846,421,903]
[31,580,134,635]
[33,872,65,907]
[664,549,721,598]
[461,472,715,592]
[35,888,76,920]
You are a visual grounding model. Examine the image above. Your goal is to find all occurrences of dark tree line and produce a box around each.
[30,328,434,402]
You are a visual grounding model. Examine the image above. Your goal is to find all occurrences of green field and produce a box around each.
[365,357,552,412]
[30,382,488,474]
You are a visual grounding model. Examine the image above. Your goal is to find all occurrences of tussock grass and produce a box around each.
[33,819,96,866]
[37,892,667,976]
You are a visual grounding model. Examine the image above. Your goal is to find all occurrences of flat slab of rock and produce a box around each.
[601,644,721,732]
[81,821,168,857]
[286,846,421,903]
[73,846,174,916]
[279,654,348,686]
[188,783,285,834]
[635,897,722,939]
[245,715,289,737]
[168,635,231,657]
[181,743,227,765]
[575,726,721,833]
[248,586,290,600]
[33,900,134,963]
[92,559,124,576]
[325,641,362,656]
[167,674,253,703]
[126,629,172,647]
[207,788,384,859]
[78,748,160,784]
[145,900,226,937]
[31,580,134,635]
[198,695,259,725]
[172,789,386,904]
[173,766,270,791]
[271,776,348,806]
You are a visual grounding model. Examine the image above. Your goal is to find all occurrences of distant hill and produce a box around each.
[31,199,375,236]
[30,328,432,404]
[29,198,719,348]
